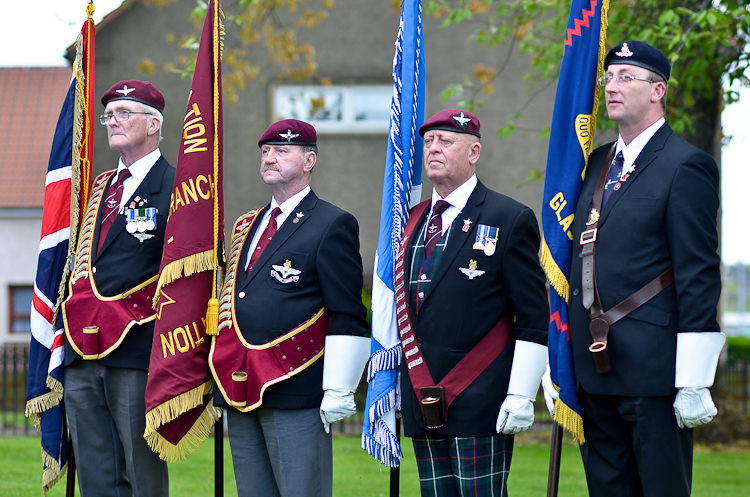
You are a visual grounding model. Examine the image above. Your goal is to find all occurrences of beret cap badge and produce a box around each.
[279,129,300,142]
[615,43,634,58]
[452,112,471,130]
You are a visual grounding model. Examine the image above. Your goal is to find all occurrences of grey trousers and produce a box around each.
[65,361,168,497]
[226,407,332,497]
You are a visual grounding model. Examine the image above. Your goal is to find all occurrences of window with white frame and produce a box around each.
[273,85,392,134]
[9,285,33,334]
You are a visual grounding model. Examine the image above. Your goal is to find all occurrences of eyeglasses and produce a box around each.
[598,74,656,87]
[99,110,154,125]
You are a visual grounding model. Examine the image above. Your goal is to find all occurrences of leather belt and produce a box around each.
[580,145,674,373]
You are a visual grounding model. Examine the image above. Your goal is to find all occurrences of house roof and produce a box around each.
[0,67,72,208]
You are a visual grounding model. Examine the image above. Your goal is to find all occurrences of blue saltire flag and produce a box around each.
[26,12,95,494]
[540,0,609,444]
[362,0,425,467]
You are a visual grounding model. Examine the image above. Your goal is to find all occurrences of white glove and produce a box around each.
[541,363,559,417]
[496,394,535,434]
[320,335,370,434]
[673,387,717,429]
[320,389,357,434]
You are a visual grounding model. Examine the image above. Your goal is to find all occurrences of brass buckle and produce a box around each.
[589,340,607,353]
[580,228,597,245]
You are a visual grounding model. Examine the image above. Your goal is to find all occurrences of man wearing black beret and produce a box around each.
[62,80,175,496]
[545,41,725,496]
[397,109,549,496]
[209,119,370,496]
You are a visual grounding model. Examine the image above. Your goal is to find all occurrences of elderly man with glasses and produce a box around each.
[62,80,175,497]
[546,41,725,497]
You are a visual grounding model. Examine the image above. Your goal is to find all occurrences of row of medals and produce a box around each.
[125,207,157,234]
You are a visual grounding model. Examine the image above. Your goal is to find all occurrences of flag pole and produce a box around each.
[215,411,224,497]
[389,419,400,497]
[547,423,564,497]
[65,440,76,497]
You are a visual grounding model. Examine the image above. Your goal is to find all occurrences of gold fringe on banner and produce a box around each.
[144,380,222,462]
[541,238,569,302]
[554,398,585,445]
[153,250,216,307]
[41,452,67,496]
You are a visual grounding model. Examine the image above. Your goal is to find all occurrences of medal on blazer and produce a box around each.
[462,218,472,232]
[620,162,636,181]
[459,259,486,280]
[472,223,499,256]
[126,207,157,234]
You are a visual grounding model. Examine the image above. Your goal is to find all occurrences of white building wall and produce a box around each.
[0,211,42,344]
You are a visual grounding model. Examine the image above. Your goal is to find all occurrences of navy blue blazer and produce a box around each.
[64,155,176,370]
[224,190,369,409]
[400,180,549,437]
[568,124,721,397]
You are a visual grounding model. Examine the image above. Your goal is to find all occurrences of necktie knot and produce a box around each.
[433,200,450,216]
[424,200,451,258]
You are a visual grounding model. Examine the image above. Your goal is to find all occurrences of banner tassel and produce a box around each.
[205,297,219,336]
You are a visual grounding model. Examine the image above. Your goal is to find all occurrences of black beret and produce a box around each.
[604,41,671,82]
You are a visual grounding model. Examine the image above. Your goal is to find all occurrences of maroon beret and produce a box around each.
[258,119,317,147]
[101,80,165,113]
[419,109,481,138]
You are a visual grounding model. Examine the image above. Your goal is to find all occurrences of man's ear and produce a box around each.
[303,151,317,173]
[468,141,482,165]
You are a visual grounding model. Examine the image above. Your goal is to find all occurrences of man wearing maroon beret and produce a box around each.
[209,119,370,496]
[397,109,549,496]
[62,80,174,496]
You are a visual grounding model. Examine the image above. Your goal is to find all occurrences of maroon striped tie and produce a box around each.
[246,207,282,275]
[98,168,131,252]
[424,200,450,258]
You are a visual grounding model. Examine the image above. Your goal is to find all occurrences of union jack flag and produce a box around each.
[26,13,95,494]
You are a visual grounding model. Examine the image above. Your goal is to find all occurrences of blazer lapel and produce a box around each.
[236,204,270,288]
[241,191,317,288]
[424,181,487,298]
[599,124,671,224]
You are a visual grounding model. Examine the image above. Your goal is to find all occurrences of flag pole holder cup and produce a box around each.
[82,326,99,359]
[231,371,248,407]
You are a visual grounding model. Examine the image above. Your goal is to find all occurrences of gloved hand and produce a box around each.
[319,388,357,434]
[673,387,717,428]
[495,394,534,434]
[541,363,559,417]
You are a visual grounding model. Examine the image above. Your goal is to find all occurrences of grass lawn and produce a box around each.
[3,431,748,496]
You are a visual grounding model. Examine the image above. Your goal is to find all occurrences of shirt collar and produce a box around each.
[116,149,161,183]
[271,185,311,218]
[616,117,665,168]
[431,174,477,212]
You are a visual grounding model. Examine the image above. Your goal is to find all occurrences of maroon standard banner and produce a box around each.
[144,0,224,461]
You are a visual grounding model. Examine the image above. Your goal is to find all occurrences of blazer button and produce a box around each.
[238,291,245,299]
[578,252,583,259]
[416,338,423,345]
[572,288,580,296]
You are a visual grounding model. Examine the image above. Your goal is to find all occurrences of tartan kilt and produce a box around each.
[411,433,514,497]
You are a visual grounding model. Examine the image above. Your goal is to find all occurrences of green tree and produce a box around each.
[425,0,750,155]
[142,0,337,105]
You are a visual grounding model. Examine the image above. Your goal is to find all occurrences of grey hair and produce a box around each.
[138,102,164,142]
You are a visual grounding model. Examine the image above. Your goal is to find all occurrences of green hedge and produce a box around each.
[727,335,750,361]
